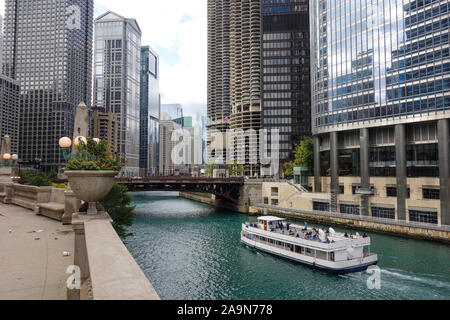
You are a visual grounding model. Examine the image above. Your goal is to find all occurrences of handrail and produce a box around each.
[255,204,450,232]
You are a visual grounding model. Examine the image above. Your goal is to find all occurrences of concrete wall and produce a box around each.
[71,214,160,300]
[307,177,442,224]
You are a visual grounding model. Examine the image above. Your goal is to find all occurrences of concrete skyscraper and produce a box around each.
[229,0,262,176]
[94,11,142,176]
[3,0,94,170]
[311,0,450,225]
[207,0,231,166]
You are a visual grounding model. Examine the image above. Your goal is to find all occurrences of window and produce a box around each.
[371,207,395,220]
[340,204,360,215]
[264,197,269,205]
[423,188,440,200]
[386,187,410,198]
[409,210,438,225]
[313,201,330,212]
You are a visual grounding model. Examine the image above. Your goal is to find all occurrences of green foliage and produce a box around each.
[100,184,136,238]
[65,137,125,171]
[206,160,215,176]
[227,161,244,176]
[19,170,52,187]
[47,170,58,180]
[52,183,67,189]
[284,137,315,177]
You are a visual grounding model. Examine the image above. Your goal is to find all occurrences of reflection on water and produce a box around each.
[125,192,450,300]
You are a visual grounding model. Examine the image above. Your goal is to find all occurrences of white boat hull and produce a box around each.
[241,235,378,274]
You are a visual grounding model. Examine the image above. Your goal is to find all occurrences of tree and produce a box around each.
[100,184,136,238]
[227,161,244,176]
[206,159,215,176]
[284,137,315,177]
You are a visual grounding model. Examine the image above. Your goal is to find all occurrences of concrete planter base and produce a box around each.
[65,171,118,215]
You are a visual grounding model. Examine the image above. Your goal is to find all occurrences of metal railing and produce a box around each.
[255,204,450,233]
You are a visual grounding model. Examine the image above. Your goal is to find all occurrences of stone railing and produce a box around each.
[0,182,80,223]
[70,213,160,300]
[1,181,160,300]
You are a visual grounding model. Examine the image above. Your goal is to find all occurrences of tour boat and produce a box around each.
[241,216,378,274]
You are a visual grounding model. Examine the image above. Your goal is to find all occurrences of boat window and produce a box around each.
[316,250,328,260]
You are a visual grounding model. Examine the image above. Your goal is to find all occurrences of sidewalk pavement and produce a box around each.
[0,203,74,300]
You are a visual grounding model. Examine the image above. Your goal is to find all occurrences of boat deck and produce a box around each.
[244,222,366,244]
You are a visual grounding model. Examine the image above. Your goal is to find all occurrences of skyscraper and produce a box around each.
[94,11,142,176]
[140,46,160,175]
[3,0,93,170]
[0,75,20,154]
[229,0,262,176]
[311,0,450,224]
[207,0,231,166]
[261,0,311,162]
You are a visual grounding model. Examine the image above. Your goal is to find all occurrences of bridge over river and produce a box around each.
[116,177,262,210]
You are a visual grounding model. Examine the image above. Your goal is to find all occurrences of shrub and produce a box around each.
[100,184,136,238]
[52,183,67,189]
[19,170,52,187]
[65,138,125,171]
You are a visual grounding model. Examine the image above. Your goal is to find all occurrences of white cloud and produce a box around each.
[0,0,207,118]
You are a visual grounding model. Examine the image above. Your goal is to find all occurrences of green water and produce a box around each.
[125,192,450,300]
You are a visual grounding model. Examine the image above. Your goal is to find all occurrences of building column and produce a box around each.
[360,128,370,216]
[314,136,321,193]
[395,124,407,221]
[330,131,339,213]
[438,119,450,226]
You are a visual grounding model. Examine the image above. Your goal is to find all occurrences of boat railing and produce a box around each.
[256,204,450,232]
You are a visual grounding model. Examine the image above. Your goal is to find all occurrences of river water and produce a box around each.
[125,192,450,300]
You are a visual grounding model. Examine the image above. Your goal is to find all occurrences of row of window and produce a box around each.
[386,63,450,86]
[315,96,450,127]
[312,202,439,224]
[387,78,450,101]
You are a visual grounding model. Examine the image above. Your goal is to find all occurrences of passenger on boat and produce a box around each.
[344,232,349,238]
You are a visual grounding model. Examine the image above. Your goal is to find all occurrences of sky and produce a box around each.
[0,0,207,119]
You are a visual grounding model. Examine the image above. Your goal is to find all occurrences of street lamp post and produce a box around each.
[0,153,19,167]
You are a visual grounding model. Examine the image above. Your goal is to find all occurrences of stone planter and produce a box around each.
[65,170,118,215]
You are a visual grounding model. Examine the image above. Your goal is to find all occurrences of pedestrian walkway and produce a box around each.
[0,203,74,300]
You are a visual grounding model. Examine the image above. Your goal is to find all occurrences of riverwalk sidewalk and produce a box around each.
[0,203,74,300]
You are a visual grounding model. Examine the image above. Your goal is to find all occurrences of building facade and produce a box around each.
[262,0,311,163]
[3,0,93,170]
[229,0,262,176]
[207,0,231,164]
[140,46,160,176]
[94,11,142,176]
[0,75,20,154]
[310,0,450,225]
[91,108,120,154]
[159,120,181,176]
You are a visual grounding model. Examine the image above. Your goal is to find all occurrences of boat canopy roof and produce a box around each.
[258,216,286,222]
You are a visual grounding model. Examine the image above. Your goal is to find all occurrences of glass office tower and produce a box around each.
[262,0,311,163]
[94,11,142,176]
[3,0,93,170]
[311,0,450,224]
[140,46,160,176]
